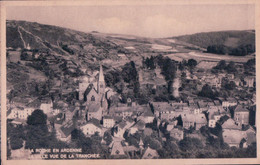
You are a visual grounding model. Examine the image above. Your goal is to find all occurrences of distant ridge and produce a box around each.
[171,30,255,49]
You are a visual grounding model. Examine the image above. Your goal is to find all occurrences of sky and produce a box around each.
[6,4,255,38]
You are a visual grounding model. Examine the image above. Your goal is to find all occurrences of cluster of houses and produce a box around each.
[187,70,256,89]
[7,61,256,158]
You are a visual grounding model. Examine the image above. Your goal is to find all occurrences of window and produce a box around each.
[91,96,95,101]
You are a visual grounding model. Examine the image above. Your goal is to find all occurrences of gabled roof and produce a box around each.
[223,129,245,145]
[197,101,208,108]
[142,147,159,159]
[132,120,146,130]
[143,128,153,136]
[246,131,256,145]
[60,121,75,138]
[88,103,101,112]
[234,105,249,113]
[182,114,207,124]
[110,141,125,156]
[208,111,221,120]
[123,145,139,152]
[84,83,98,96]
[83,118,102,129]
[141,109,154,117]
[7,109,12,116]
[26,99,41,108]
[117,121,127,129]
[151,102,173,112]
[103,115,114,120]
[222,118,241,130]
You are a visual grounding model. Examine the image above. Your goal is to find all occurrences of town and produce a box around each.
[7,43,256,159]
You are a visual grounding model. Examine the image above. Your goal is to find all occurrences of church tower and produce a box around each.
[97,64,105,95]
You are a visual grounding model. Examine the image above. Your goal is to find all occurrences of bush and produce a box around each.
[27,109,47,125]
[10,137,24,150]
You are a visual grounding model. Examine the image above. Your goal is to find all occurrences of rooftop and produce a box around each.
[234,105,249,113]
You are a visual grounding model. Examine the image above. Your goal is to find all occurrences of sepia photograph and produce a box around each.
[1,0,259,164]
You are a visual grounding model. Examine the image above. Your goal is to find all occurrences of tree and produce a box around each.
[144,56,156,70]
[179,137,203,152]
[214,60,226,70]
[198,84,216,99]
[122,61,138,83]
[103,131,113,145]
[224,81,236,90]
[27,109,47,125]
[225,61,237,73]
[187,59,197,69]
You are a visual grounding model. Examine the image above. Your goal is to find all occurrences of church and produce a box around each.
[78,65,108,121]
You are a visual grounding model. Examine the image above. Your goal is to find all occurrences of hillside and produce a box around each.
[172,30,255,49]
[6,20,255,103]
[6,20,189,103]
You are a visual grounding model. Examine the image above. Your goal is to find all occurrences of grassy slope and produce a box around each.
[172,30,255,49]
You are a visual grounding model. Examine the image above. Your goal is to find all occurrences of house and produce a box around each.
[234,105,249,126]
[64,107,75,122]
[40,100,53,114]
[143,128,153,136]
[142,147,159,159]
[80,118,103,136]
[234,78,242,86]
[112,121,128,138]
[103,116,115,128]
[125,117,136,129]
[109,103,148,119]
[197,101,208,112]
[208,111,222,128]
[7,107,35,120]
[182,113,207,130]
[169,128,184,141]
[221,118,241,130]
[244,76,255,88]
[166,120,178,131]
[137,109,154,124]
[204,76,221,88]
[151,102,172,118]
[129,120,146,135]
[110,141,126,157]
[55,121,75,142]
[87,103,102,121]
[189,104,201,114]
[123,145,139,157]
[226,73,234,80]
[242,126,256,148]
[221,98,237,108]
[151,102,189,120]
[222,129,246,148]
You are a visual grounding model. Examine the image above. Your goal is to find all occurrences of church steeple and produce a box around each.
[98,64,105,82]
[98,64,105,94]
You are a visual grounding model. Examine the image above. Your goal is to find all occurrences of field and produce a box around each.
[165,51,254,63]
